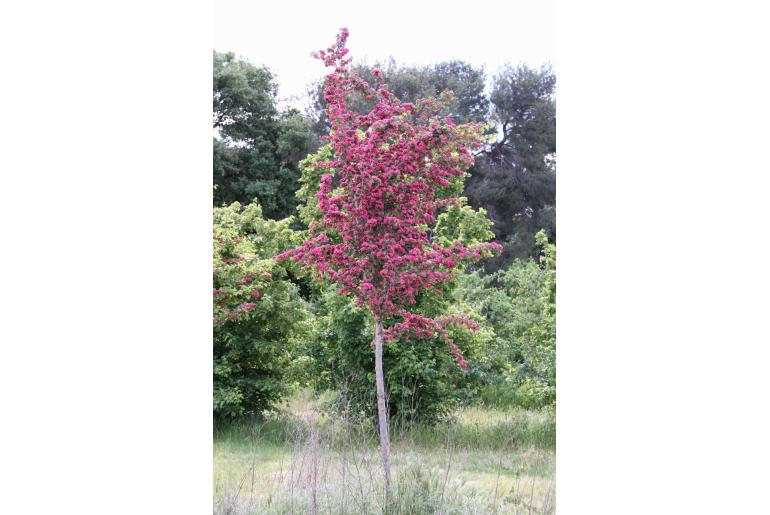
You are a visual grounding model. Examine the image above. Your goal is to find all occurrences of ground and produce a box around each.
[214,390,555,514]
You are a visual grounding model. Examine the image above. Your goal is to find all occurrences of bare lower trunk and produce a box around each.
[374,320,392,497]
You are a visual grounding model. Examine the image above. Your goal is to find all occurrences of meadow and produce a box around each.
[214,390,555,514]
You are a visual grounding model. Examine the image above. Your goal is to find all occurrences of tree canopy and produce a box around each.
[466,64,556,270]
[213,51,317,219]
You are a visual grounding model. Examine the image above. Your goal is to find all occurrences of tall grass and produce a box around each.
[214,390,555,514]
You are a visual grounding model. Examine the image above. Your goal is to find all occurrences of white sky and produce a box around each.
[214,0,555,111]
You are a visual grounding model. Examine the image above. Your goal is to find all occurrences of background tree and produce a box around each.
[466,64,556,271]
[214,51,317,219]
[279,29,500,494]
[308,59,489,135]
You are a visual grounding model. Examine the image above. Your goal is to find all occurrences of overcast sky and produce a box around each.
[214,0,555,110]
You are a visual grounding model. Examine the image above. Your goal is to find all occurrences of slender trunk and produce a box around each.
[374,319,392,497]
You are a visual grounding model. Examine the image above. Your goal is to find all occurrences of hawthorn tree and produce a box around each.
[278,29,500,492]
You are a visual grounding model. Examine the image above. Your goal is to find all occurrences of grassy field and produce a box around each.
[214,391,555,514]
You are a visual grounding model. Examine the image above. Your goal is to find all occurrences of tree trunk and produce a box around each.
[374,320,392,497]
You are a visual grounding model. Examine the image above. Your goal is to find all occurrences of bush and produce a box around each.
[457,231,556,408]
[302,281,493,425]
[213,202,310,420]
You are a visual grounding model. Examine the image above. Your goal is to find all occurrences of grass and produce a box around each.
[214,390,555,514]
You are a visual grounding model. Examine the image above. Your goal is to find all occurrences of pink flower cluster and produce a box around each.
[213,232,270,326]
[278,29,500,367]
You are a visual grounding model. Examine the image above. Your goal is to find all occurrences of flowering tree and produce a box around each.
[278,29,500,491]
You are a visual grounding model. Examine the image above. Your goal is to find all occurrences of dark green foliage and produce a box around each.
[213,202,310,420]
[466,64,556,271]
[213,52,278,140]
[213,281,304,420]
[213,52,317,219]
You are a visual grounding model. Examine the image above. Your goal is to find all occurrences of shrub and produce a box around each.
[457,231,556,407]
[213,202,310,420]
[305,285,492,425]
